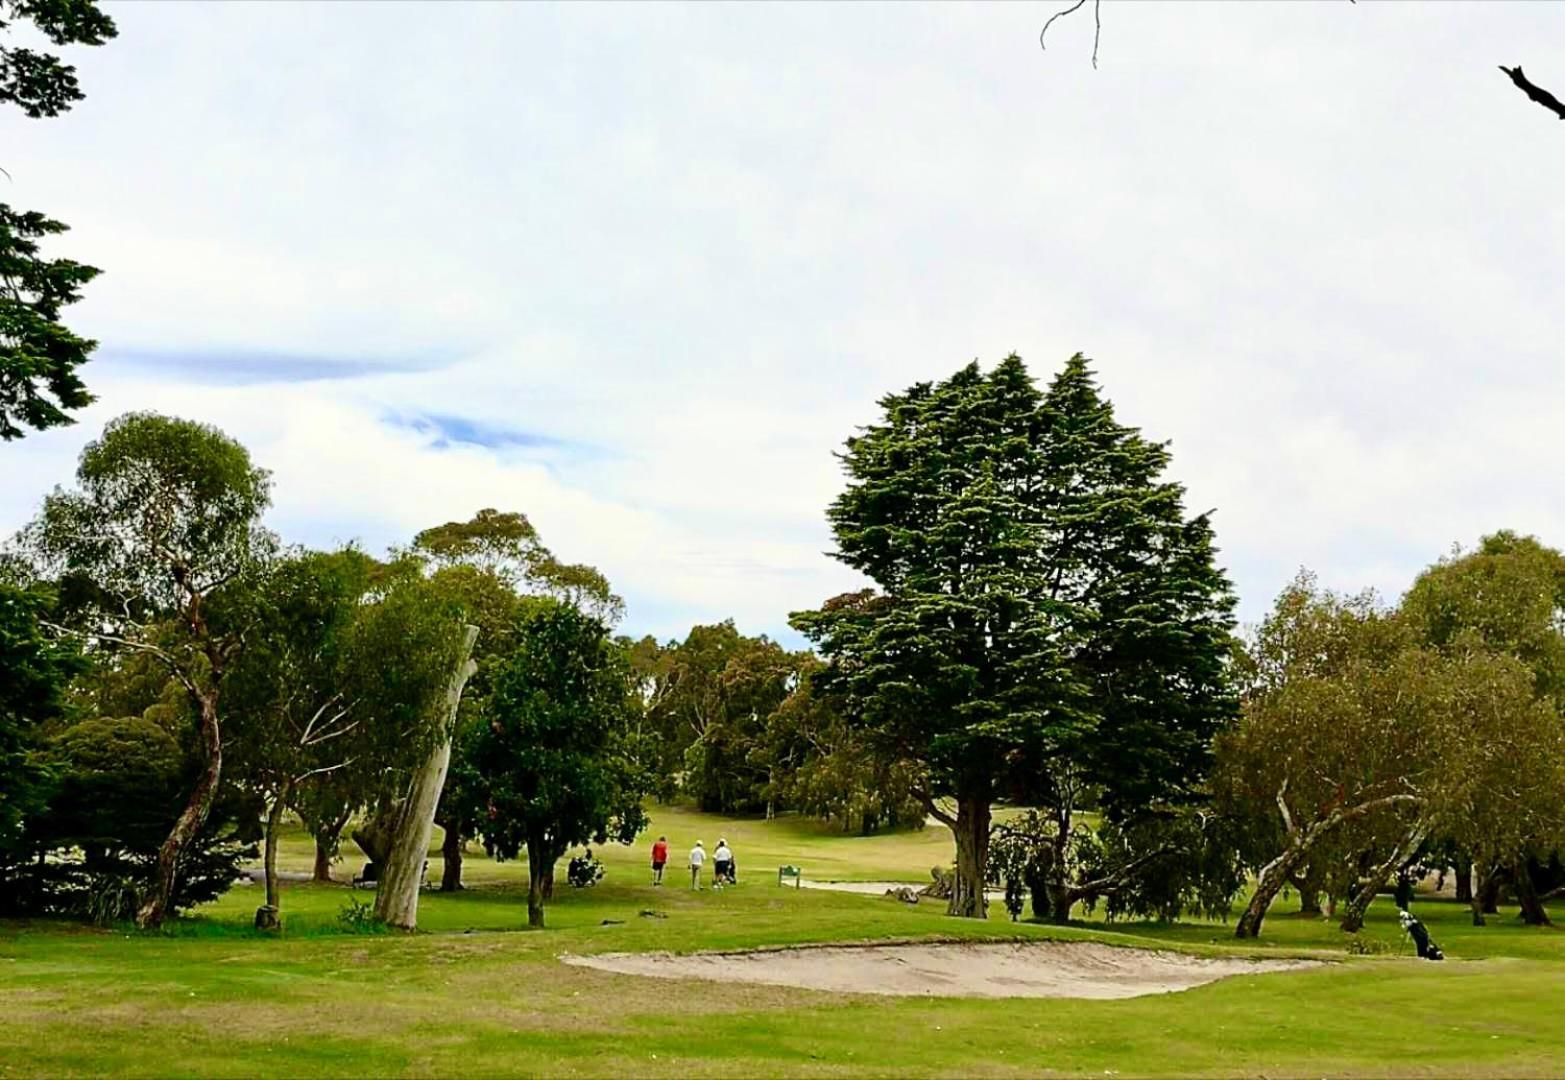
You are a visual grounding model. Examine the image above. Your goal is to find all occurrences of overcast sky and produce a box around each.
[3,1,1562,645]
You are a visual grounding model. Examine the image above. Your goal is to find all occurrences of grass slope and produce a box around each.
[3,805,1562,1078]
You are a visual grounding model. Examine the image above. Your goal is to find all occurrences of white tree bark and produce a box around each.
[375,624,478,930]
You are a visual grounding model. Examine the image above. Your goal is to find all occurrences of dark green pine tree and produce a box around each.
[1022,355,1238,920]
[793,354,1236,919]
[1,0,117,440]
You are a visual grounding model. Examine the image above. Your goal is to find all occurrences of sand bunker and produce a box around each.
[563,940,1320,1000]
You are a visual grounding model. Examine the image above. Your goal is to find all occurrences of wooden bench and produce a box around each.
[777,864,802,888]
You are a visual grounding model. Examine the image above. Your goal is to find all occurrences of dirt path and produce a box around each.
[563,940,1321,1000]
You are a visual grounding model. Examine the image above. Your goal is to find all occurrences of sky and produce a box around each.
[3,1,1563,646]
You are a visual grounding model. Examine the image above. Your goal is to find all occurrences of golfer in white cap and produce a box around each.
[689,840,706,890]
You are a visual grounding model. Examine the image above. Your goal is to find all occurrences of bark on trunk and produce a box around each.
[374,625,479,931]
[1047,884,1073,924]
[1480,873,1501,915]
[526,834,547,928]
[261,780,292,915]
[440,827,464,892]
[1237,789,1422,939]
[947,792,990,919]
[1046,805,1073,923]
[1515,859,1553,927]
[1236,843,1307,939]
[1339,824,1426,933]
[1454,856,1473,904]
[1470,862,1489,926]
[312,809,349,883]
[312,837,335,883]
[1289,873,1322,916]
[542,867,555,901]
[135,690,222,929]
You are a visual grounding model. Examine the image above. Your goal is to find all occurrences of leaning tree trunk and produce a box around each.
[374,625,479,930]
[1340,823,1427,933]
[948,791,991,919]
[440,826,465,892]
[256,780,293,930]
[136,690,222,929]
[1237,841,1311,939]
[1515,859,1553,927]
[1237,791,1423,940]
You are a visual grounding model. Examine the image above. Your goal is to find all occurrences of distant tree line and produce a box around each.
[4,354,1563,940]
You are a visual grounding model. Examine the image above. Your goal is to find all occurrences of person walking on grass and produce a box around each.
[713,839,734,890]
[650,835,669,886]
[689,840,706,890]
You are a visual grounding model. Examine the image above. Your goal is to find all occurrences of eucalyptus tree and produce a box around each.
[413,508,623,624]
[411,508,621,891]
[1219,572,1565,938]
[0,0,117,439]
[225,550,465,926]
[793,354,1236,917]
[642,621,798,814]
[1401,532,1565,923]
[22,412,274,927]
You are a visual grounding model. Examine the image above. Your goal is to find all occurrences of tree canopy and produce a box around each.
[469,597,650,927]
[23,411,274,927]
[793,354,1236,917]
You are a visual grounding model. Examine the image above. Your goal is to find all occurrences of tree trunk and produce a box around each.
[1045,804,1073,924]
[1236,842,1307,939]
[440,826,464,892]
[947,791,990,919]
[542,867,555,900]
[526,834,547,928]
[1454,856,1473,904]
[1237,790,1423,940]
[1289,872,1322,915]
[374,625,479,930]
[260,780,292,920]
[1047,884,1074,924]
[1339,823,1426,933]
[312,808,349,883]
[1470,862,1488,926]
[313,836,336,883]
[135,689,222,929]
[1480,873,1501,915]
[1515,859,1553,927]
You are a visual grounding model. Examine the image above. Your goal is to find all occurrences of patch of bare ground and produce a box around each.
[564,939,1322,1000]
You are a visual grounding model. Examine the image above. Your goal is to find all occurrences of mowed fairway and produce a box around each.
[3,806,1563,1078]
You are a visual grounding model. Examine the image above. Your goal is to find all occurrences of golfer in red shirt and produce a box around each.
[651,835,669,885]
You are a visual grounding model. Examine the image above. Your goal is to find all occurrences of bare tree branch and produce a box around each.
[1499,65,1565,121]
[912,787,957,829]
[1039,0,1102,70]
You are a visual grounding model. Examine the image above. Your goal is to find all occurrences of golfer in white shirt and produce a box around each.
[689,840,706,890]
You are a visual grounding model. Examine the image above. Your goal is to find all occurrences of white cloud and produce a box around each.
[3,1,1564,641]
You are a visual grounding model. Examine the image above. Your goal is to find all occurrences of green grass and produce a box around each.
[3,804,1563,1077]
